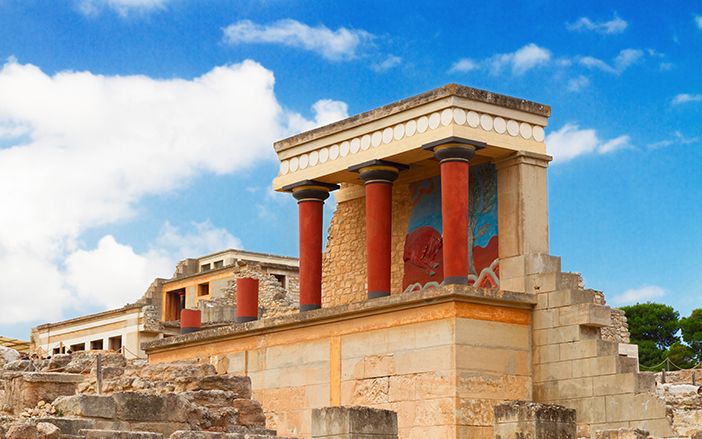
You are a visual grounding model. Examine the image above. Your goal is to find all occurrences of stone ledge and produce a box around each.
[143,285,536,353]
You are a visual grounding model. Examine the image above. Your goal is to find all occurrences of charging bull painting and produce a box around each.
[402,163,499,292]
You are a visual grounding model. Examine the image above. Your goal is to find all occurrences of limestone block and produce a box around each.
[604,394,667,423]
[594,428,649,439]
[525,254,561,275]
[592,374,637,396]
[394,345,453,375]
[111,392,196,423]
[548,289,598,309]
[534,361,573,383]
[457,399,499,427]
[35,423,60,439]
[81,430,163,439]
[413,371,454,399]
[2,372,83,414]
[534,344,560,364]
[53,394,116,419]
[455,346,529,376]
[556,377,593,399]
[559,303,612,328]
[572,356,618,378]
[456,425,492,439]
[559,339,618,361]
[493,401,576,439]
[559,396,606,424]
[533,309,558,330]
[33,417,96,436]
[388,375,416,402]
[311,406,398,438]
[457,372,531,400]
[413,398,454,427]
[455,319,530,349]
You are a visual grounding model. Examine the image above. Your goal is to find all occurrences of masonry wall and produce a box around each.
[147,299,532,439]
[322,183,412,307]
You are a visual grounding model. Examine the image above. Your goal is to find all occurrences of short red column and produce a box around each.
[180,309,201,334]
[284,180,339,311]
[236,277,259,322]
[350,160,407,299]
[423,137,484,285]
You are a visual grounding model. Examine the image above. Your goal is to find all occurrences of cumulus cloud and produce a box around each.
[546,123,632,163]
[449,44,551,76]
[448,58,479,74]
[75,0,168,16]
[578,49,643,75]
[223,19,373,61]
[672,93,702,105]
[567,15,628,34]
[611,285,667,306]
[287,99,349,133]
[649,131,700,149]
[0,59,338,324]
[371,55,402,73]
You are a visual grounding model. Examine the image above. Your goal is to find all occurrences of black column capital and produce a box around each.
[282,180,340,202]
[348,159,409,184]
[422,136,486,163]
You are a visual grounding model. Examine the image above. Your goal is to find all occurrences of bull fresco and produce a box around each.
[402,163,499,292]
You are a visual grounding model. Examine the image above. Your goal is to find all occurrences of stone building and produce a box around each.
[32,249,300,359]
[135,83,675,439]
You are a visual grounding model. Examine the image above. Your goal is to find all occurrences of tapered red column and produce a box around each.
[349,160,408,299]
[284,180,339,311]
[423,137,485,285]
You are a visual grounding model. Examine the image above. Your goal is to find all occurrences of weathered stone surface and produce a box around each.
[112,393,197,423]
[230,399,265,428]
[0,349,20,368]
[182,376,251,398]
[1,373,82,414]
[45,356,71,373]
[64,352,127,375]
[311,406,398,437]
[594,428,649,439]
[33,417,96,436]
[494,401,576,439]
[53,395,116,419]
[34,423,59,439]
[81,429,163,439]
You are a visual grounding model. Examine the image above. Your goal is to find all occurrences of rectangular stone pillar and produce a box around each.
[494,401,576,439]
[496,152,552,292]
[311,406,398,439]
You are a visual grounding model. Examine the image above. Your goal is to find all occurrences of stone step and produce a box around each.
[35,417,97,436]
[79,429,163,439]
[558,272,584,290]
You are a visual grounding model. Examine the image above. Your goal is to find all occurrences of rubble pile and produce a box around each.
[0,350,296,439]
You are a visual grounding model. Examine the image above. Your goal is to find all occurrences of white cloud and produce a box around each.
[154,221,242,260]
[546,123,632,163]
[695,16,702,29]
[450,44,551,76]
[567,75,590,92]
[223,19,373,61]
[611,285,667,305]
[0,59,338,324]
[489,43,551,75]
[448,58,479,74]
[649,131,700,149]
[672,93,702,105]
[371,55,402,73]
[578,49,643,75]
[76,0,168,16]
[287,99,349,133]
[567,15,628,34]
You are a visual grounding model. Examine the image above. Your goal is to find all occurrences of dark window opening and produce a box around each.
[200,263,211,272]
[198,282,210,297]
[165,288,186,321]
[90,339,103,350]
[273,274,287,289]
[213,260,224,269]
[70,343,85,352]
[108,336,122,352]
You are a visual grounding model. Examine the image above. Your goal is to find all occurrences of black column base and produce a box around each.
[300,303,321,312]
[442,276,468,285]
[368,291,390,299]
[236,316,258,323]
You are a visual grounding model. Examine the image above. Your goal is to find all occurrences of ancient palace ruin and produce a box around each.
[4,84,702,439]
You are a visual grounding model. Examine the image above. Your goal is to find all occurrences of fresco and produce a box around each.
[402,163,499,292]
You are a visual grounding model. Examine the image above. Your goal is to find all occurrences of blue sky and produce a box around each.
[0,0,700,339]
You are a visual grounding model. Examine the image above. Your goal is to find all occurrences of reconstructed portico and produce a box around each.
[274,83,551,300]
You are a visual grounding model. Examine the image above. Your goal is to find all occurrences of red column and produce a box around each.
[350,161,406,299]
[180,309,201,334]
[440,160,469,284]
[423,137,484,285]
[236,277,259,322]
[285,181,338,311]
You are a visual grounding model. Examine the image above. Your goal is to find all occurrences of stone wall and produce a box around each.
[321,183,411,307]
[528,256,673,438]
[601,309,630,344]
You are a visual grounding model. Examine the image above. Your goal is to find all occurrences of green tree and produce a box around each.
[620,302,680,368]
[680,309,702,363]
[667,342,697,369]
